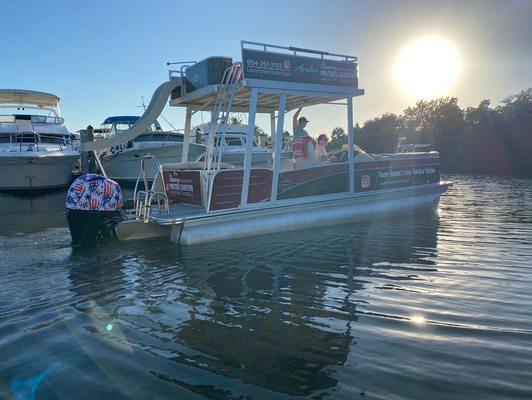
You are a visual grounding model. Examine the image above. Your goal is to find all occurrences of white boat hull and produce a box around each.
[172,183,448,245]
[0,151,78,191]
[101,142,205,183]
[117,183,449,245]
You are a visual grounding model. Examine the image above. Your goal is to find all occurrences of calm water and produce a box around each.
[0,175,531,400]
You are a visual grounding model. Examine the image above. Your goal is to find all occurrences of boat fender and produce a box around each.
[65,173,123,246]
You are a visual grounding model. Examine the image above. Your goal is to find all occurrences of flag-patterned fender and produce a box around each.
[65,173,122,211]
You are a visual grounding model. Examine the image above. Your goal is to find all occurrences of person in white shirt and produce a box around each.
[315,134,329,160]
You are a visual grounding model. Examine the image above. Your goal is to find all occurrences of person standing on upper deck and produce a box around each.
[293,107,310,138]
[292,107,318,164]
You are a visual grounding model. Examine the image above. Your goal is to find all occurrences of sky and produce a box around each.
[1,0,531,136]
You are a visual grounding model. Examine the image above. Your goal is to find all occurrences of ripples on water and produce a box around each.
[0,175,531,399]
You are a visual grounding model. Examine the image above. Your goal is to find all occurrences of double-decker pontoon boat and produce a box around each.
[0,89,78,192]
[97,116,205,183]
[79,41,451,245]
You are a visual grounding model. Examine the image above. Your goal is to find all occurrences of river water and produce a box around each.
[0,175,531,400]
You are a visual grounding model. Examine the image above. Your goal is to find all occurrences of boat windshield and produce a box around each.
[0,115,64,124]
[134,132,183,142]
[107,121,162,135]
[31,115,64,124]
[210,133,258,147]
[225,138,242,146]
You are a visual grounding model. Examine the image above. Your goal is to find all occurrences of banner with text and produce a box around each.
[242,49,358,87]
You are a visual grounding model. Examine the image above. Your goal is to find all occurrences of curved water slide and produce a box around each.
[80,79,181,152]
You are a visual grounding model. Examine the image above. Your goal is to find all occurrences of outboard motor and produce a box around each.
[65,173,123,246]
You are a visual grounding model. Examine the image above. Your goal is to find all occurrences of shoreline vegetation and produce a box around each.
[326,89,531,177]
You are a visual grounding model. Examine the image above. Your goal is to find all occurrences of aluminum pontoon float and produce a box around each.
[88,41,451,245]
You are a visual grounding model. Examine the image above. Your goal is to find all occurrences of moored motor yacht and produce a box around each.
[194,122,291,166]
[0,89,78,192]
[77,41,451,246]
[98,116,205,183]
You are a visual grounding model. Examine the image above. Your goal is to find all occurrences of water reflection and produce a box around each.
[0,190,67,234]
[62,214,439,397]
[3,175,532,399]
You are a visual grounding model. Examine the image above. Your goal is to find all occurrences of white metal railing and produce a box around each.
[241,40,357,62]
[167,61,196,98]
[0,116,74,151]
[133,155,169,222]
[15,131,41,151]
[9,132,74,151]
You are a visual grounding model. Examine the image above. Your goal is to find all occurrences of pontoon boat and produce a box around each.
[79,41,451,245]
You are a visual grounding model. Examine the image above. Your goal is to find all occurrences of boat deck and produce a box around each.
[169,80,365,113]
[150,203,207,224]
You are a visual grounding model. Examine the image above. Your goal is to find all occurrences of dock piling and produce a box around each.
[80,125,96,173]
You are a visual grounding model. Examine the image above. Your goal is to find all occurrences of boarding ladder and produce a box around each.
[204,62,243,173]
[133,155,169,222]
[14,119,41,151]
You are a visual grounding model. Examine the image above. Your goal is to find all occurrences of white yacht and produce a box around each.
[0,89,78,192]
[98,116,205,183]
[195,123,291,166]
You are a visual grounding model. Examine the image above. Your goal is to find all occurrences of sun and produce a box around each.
[394,36,460,100]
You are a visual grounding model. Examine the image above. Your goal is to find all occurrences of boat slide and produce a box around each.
[80,79,181,153]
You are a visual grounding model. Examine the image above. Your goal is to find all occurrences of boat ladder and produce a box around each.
[14,119,41,151]
[133,155,169,223]
[204,62,243,173]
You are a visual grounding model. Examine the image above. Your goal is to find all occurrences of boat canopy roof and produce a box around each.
[170,82,364,113]
[169,40,363,112]
[102,116,140,125]
[0,89,60,108]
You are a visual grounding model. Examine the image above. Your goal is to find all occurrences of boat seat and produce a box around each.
[161,161,235,171]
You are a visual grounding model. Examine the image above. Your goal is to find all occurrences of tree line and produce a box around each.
[327,89,531,176]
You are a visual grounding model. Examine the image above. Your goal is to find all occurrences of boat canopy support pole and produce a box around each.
[270,111,276,147]
[270,94,286,203]
[240,88,259,208]
[347,96,355,194]
[181,107,193,162]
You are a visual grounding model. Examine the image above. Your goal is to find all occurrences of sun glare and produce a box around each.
[394,36,460,100]
[410,314,426,325]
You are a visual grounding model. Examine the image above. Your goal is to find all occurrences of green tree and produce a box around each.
[319,88,531,176]
[327,126,347,151]
[497,88,532,175]
[403,97,465,170]
[357,113,404,154]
